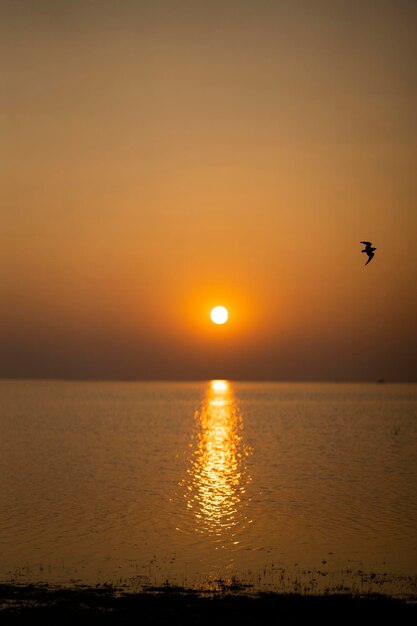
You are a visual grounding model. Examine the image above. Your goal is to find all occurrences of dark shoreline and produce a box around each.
[1,582,416,625]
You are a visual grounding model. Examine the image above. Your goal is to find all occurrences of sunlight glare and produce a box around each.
[211,380,229,392]
[183,380,252,535]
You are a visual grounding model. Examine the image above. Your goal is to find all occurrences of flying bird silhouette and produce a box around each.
[360,241,376,265]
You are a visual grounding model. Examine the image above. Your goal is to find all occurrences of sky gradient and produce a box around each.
[1,0,417,381]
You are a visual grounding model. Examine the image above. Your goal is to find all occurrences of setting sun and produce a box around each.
[210,306,229,325]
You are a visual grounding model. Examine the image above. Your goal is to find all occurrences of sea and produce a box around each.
[1,380,416,598]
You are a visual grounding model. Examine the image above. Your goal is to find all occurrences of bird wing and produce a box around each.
[361,241,372,246]
[365,252,374,265]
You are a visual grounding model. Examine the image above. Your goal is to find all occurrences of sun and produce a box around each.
[210,306,229,325]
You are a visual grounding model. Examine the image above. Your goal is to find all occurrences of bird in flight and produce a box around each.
[360,241,376,265]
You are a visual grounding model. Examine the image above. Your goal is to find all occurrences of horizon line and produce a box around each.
[1,377,415,385]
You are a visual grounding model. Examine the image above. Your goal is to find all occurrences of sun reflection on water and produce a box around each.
[184,380,252,537]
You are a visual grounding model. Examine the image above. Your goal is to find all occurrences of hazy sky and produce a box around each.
[1,0,416,381]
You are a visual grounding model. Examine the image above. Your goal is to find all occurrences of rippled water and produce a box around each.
[0,380,416,596]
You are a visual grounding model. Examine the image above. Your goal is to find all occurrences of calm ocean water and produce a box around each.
[1,380,416,597]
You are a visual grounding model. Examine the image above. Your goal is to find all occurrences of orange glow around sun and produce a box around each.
[177,286,257,345]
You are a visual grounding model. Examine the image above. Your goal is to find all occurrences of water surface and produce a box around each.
[1,380,416,596]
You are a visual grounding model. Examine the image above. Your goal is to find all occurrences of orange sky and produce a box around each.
[1,0,416,381]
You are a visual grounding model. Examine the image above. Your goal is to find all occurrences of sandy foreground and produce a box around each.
[1,582,417,625]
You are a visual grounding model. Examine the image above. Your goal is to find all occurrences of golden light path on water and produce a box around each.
[184,380,252,538]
